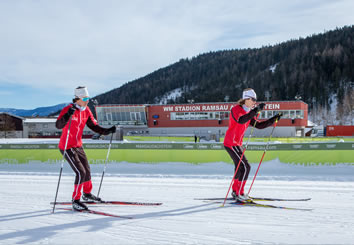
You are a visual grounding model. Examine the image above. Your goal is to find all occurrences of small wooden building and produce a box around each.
[0,113,24,138]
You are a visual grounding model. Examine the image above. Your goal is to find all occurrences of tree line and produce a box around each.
[92,26,354,125]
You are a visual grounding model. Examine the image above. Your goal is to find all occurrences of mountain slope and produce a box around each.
[0,103,68,117]
[93,25,354,125]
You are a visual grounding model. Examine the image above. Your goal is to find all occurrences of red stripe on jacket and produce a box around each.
[57,105,98,150]
[223,105,252,147]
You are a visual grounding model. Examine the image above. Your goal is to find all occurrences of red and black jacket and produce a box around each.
[56,104,108,150]
[223,105,274,147]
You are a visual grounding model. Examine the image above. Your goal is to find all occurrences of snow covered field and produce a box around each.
[1,161,354,244]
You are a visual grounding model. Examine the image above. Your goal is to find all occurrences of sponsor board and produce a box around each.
[134,144,173,149]
[247,145,266,150]
[196,144,208,149]
[84,144,109,149]
[0,142,353,150]
[10,145,41,149]
[210,144,223,150]
[309,144,320,149]
[183,144,195,149]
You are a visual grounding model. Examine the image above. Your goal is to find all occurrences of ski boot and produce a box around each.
[232,192,253,203]
[72,199,88,211]
[82,193,102,202]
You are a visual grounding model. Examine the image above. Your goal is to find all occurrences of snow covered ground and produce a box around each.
[0,161,354,244]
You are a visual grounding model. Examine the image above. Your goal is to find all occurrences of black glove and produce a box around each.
[67,104,76,116]
[106,125,116,134]
[270,113,282,123]
[63,104,77,121]
[252,103,266,114]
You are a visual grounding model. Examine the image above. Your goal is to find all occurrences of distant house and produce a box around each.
[22,117,93,138]
[22,118,60,138]
[0,113,93,138]
[0,113,24,138]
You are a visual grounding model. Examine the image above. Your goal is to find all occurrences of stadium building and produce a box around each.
[95,101,308,140]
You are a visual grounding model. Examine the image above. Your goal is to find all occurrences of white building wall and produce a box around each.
[0,131,23,138]
[148,126,299,138]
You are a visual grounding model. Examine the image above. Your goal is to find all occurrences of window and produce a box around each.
[96,106,147,125]
[125,112,130,121]
[116,112,121,121]
[290,110,295,119]
[106,113,112,121]
[296,110,303,119]
[176,112,184,120]
[140,112,147,123]
[282,111,289,118]
[199,112,209,119]
[130,112,141,121]
[120,112,126,121]
[170,111,234,120]
[260,111,266,119]
[215,112,220,119]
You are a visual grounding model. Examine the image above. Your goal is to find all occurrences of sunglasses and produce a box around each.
[82,97,90,102]
[249,98,257,102]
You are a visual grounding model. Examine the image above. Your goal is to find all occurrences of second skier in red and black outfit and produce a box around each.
[56,86,116,211]
[223,88,282,202]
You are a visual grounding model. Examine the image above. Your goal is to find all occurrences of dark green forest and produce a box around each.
[92,26,354,124]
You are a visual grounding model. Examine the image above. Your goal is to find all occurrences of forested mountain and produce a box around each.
[93,26,354,125]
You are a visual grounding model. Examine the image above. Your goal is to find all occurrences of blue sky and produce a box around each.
[1,0,354,109]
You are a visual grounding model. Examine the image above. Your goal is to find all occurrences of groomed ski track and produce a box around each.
[1,167,354,244]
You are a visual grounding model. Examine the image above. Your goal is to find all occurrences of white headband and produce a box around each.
[242,89,257,100]
[75,87,89,98]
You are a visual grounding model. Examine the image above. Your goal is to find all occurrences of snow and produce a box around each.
[1,160,354,244]
[155,88,182,104]
[269,63,278,73]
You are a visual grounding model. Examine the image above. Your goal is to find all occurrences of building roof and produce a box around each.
[23,118,57,123]
[0,112,25,120]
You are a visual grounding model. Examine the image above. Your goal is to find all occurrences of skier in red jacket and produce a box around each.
[56,86,116,211]
[223,88,281,202]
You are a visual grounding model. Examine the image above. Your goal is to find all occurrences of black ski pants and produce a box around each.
[60,146,91,185]
[224,145,251,181]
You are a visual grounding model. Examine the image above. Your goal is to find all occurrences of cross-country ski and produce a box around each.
[57,208,133,219]
[195,197,311,202]
[229,201,313,211]
[51,200,163,206]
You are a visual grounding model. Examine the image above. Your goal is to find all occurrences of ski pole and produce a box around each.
[221,112,260,207]
[97,132,114,198]
[52,117,72,213]
[247,117,280,195]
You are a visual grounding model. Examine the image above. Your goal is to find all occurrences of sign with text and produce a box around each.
[162,103,282,112]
